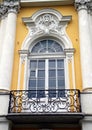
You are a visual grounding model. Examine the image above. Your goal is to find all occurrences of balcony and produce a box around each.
[7,89,84,127]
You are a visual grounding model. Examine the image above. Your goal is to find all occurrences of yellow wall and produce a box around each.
[11,5,82,91]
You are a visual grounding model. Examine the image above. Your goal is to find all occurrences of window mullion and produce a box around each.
[45,59,48,90]
[56,59,58,90]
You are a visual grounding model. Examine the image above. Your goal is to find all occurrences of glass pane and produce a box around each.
[49,79,56,88]
[30,70,35,77]
[49,60,55,68]
[30,60,37,69]
[48,48,55,52]
[55,46,63,52]
[38,70,45,78]
[57,59,64,68]
[57,69,64,76]
[31,42,41,53]
[53,42,63,52]
[28,79,36,89]
[38,60,45,69]
[58,79,65,88]
[48,40,53,45]
[37,79,45,89]
[49,70,56,77]
[40,48,46,53]
[41,40,46,47]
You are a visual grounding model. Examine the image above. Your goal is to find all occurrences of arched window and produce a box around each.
[28,39,65,98]
[21,9,75,98]
[31,40,63,53]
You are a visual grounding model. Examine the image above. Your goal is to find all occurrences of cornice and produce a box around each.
[20,0,74,7]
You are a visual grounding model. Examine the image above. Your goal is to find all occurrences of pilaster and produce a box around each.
[75,0,92,90]
[75,1,92,130]
[0,0,20,90]
[88,1,92,44]
[0,1,20,130]
[0,2,7,76]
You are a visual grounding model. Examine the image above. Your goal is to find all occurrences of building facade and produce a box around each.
[0,0,92,130]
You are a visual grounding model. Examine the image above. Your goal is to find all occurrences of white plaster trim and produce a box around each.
[65,58,69,89]
[22,31,73,51]
[72,56,76,89]
[17,58,22,90]
[23,8,63,21]
[64,48,75,89]
[23,57,28,89]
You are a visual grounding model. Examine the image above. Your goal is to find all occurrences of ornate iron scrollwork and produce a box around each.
[8,89,81,113]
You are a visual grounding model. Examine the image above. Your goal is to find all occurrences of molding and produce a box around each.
[0,4,7,19]
[19,50,29,64]
[0,89,10,95]
[87,1,92,13]
[4,0,20,13]
[82,87,92,92]
[64,48,76,89]
[82,116,92,121]
[64,48,75,62]
[75,0,92,11]
[0,0,20,19]
[20,0,74,7]
[0,117,10,122]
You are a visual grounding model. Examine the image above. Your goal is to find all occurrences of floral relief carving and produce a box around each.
[36,14,58,31]
[29,13,65,36]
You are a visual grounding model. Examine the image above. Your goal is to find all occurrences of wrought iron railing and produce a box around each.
[8,89,81,113]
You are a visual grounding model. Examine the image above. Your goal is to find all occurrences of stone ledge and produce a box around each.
[20,0,74,7]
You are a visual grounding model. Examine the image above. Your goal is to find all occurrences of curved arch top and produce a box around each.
[30,8,63,21]
[30,39,64,53]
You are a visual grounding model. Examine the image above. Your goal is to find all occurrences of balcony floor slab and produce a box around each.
[6,112,84,127]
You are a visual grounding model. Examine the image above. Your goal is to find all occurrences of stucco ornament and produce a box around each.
[0,0,20,19]
[36,14,60,34]
[75,0,92,10]
[22,9,72,37]
[22,9,73,50]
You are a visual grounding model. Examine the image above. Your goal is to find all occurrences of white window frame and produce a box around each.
[27,54,66,91]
